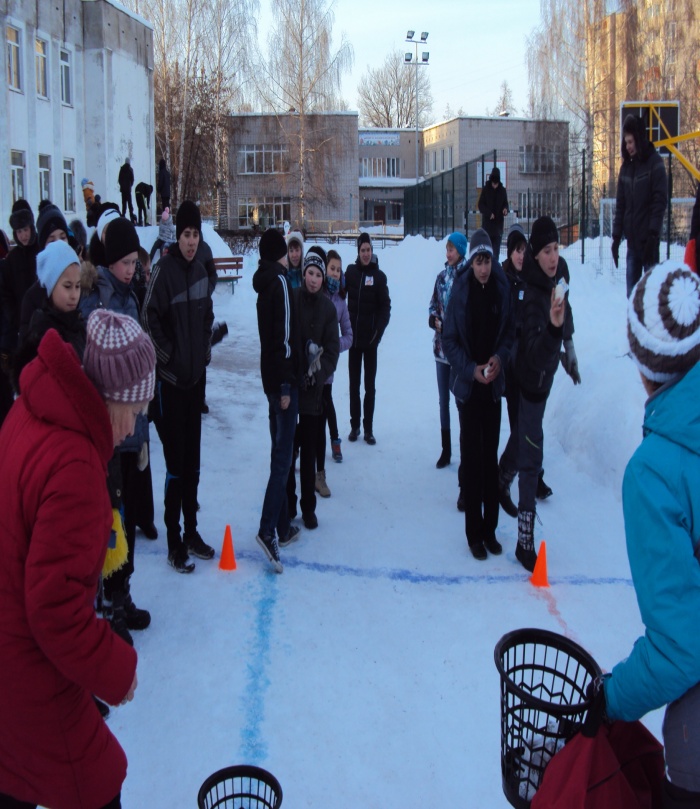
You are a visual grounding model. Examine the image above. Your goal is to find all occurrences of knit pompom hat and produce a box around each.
[104,217,140,266]
[446,232,467,258]
[36,241,81,297]
[468,228,493,262]
[96,206,120,241]
[83,310,156,403]
[259,228,288,263]
[303,251,326,278]
[628,262,700,383]
[161,207,170,222]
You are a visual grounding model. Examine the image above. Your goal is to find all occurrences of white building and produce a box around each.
[1,0,154,233]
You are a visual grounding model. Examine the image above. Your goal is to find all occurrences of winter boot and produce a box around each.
[457,490,466,512]
[536,470,553,500]
[104,591,134,646]
[436,429,451,469]
[498,464,518,518]
[315,470,331,498]
[123,578,151,631]
[331,438,343,462]
[516,510,538,573]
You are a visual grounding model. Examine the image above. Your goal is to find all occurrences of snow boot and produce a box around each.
[315,469,331,498]
[498,463,518,518]
[469,541,487,560]
[436,429,451,469]
[104,591,133,646]
[331,438,343,462]
[537,470,553,500]
[516,510,538,572]
[123,579,151,631]
[484,534,503,555]
[457,490,466,512]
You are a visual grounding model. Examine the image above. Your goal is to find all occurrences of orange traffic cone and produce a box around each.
[530,540,549,587]
[219,524,237,571]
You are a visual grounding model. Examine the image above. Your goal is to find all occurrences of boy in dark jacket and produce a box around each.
[477,166,509,259]
[253,229,301,572]
[345,232,391,443]
[442,228,515,560]
[142,200,214,573]
[118,158,135,222]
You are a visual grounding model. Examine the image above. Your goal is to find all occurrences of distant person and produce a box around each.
[345,233,391,444]
[118,157,135,222]
[612,114,668,296]
[149,207,176,262]
[134,181,153,227]
[478,166,509,259]
[286,231,304,289]
[601,261,700,809]
[157,158,171,211]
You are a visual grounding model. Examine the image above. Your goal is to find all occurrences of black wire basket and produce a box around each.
[197,765,283,809]
[494,628,602,808]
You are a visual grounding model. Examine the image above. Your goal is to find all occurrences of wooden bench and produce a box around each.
[213,256,243,292]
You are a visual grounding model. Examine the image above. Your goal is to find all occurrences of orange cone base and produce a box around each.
[219,524,237,571]
[530,540,549,587]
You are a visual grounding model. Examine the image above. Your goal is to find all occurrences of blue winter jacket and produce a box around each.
[428,258,464,362]
[604,363,700,721]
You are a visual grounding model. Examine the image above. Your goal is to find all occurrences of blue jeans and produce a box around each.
[626,247,644,297]
[259,388,298,539]
[436,360,452,431]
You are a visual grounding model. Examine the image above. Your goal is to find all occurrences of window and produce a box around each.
[448,146,453,169]
[237,197,291,228]
[39,154,51,201]
[11,150,26,203]
[6,26,21,90]
[519,144,561,174]
[440,149,445,171]
[60,49,72,105]
[237,144,289,174]
[359,157,400,178]
[63,158,75,212]
[432,151,437,172]
[35,38,48,98]
[666,21,677,41]
[517,191,563,220]
[664,73,675,93]
[424,152,430,175]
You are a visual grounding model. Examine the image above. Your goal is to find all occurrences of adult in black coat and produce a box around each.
[134,182,153,226]
[345,233,391,443]
[612,114,668,296]
[157,158,171,210]
[477,166,509,259]
[118,158,135,221]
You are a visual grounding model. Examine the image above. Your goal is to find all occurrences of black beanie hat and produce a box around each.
[176,200,202,240]
[306,244,327,268]
[357,232,372,251]
[36,204,69,251]
[259,228,288,263]
[104,217,140,266]
[303,251,326,278]
[529,216,559,257]
[9,199,35,237]
[490,167,501,183]
[506,223,527,259]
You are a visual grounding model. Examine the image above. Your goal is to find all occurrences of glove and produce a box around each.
[560,338,581,385]
[137,442,149,472]
[582,675,610,738]
[211,321,229,346]
[306,340,323,377]
[642,231,660,268]
[611,238,620,269]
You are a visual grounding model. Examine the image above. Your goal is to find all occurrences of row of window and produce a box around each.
[237,145,289,175]
[359,157,401,178]
[517,191,564,220]
[238,197,291,228]
[6,25,73,105]
[11,150,76,213]
[424,146,454,176]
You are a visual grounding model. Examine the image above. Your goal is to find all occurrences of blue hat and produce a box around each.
[447,232,467,258]
[37,241,81,297]
[468,228,493,262]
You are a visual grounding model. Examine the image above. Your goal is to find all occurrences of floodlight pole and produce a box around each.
[405,32,429,185]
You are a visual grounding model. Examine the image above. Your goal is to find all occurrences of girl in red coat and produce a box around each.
[0,309,156,809]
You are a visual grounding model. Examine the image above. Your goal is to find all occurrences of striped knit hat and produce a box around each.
[83,310,156,403]
[628,261,700,383]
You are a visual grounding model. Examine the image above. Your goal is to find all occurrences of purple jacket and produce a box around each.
[324,288,352,384]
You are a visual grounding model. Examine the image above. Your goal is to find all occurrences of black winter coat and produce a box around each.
[292,287,340,416]
[516,252,574,401]
[118,163,134,193]
[0,242,40,352]
[478,183,509,237]
[345,259,391,349]
[612,120,667,251]
[142,243,213,389]
[157,164,171,199]
[252,259,300,397]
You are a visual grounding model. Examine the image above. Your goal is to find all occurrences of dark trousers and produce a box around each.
[287,412,320,518]
[160,194,170,211]
[259,388,298,539]
[121,450,155,543]
[349,344,378,432]
[458,387,501,545]
[0,370,13,428]
[517,394,548,512]
[135,192,150,226]
[485,228,503,260]
[149,238,166,261]
[499,361,520,474]
[0,793,121,809]
[151,380,202,552]
[120,191,134,220]
[436,360,452,431]
[316,383,338,472]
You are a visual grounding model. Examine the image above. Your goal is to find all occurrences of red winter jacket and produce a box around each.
[0,329,137,809]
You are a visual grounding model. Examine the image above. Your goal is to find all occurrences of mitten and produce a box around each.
[611,238,620,269]
[211,321,229,346]
[306,340,324,377]
[643,231,660,268]
[560,338,581,384]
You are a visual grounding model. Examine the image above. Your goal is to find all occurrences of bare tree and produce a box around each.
[487,80,516,117]
[442,102,464,121]
[356,50,433,128]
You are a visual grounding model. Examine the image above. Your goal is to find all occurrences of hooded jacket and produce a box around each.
[0,330,136,809]
[478,181,509,235]
[345,256,391,349]
[429,257,464,362]
[604,362,700,722]
[612,115,668,252]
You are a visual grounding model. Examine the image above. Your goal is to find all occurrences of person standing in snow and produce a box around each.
[286,231,304,289]
[134,181,153,227]
[118,157,135,222]
[477,166,509,260]
[157,158,171,211]
[513,217,580,572]
[611,114,668,296]
[429,231,467,471]
[596,262,700,809]
[442,228,515,560]
[149,207,176,262]
[345,232,391,444]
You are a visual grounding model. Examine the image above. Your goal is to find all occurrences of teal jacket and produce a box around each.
[605,363,700,721]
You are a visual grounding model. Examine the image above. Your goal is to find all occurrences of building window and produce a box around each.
[440,149,445,171]
[60,49,72,105]
[35,38,48,98]
[39,154,51,201]
[63,158,75,212]
[448,146,453,169]
[237,197,291,228]
[6,26,21,91]
[432,151,437,172]
[664,73,675,93]
[237,144,289,174]
[424,152,429,175]
[666,21,677,41]
[11,150,26,203]
[519,144,561,174]
[359,157,400,178]
[518,191,563,220]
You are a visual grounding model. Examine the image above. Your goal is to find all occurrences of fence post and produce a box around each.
[667,154,672,260]
[580,149,586,265]
[527,188,530,238]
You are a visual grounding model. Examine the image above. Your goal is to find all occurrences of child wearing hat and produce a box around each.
[429,231,467,471]
[512,216,580,572]
[597,262,700,809]
[149,207,176,262]
[286,231,305,289]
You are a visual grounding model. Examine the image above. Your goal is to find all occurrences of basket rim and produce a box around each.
[197,764,283,806]
[494,627,602,714]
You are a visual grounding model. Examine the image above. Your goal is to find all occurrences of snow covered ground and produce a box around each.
[113,229,661,807]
